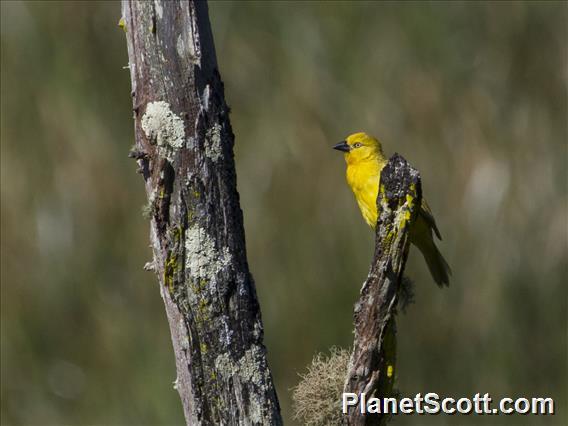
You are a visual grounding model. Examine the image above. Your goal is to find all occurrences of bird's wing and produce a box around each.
[420,198,442,240]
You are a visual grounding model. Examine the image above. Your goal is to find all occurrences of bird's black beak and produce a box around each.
[333,141,351,152]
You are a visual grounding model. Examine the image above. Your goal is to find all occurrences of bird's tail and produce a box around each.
[419,239,451,287]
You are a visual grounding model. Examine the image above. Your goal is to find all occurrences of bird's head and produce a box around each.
[333,132,384,165]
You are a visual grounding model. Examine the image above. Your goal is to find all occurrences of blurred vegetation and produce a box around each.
[1,1,566,425]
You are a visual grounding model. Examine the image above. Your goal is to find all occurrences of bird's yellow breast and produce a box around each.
[346,158,385,228]
[336,131,450,286]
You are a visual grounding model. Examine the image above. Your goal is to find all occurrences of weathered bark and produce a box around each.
[343,154,421,426]
[120,1,282,424]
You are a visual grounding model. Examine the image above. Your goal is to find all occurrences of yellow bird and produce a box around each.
[333,132,451,287]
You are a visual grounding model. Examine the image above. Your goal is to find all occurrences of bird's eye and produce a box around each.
[353,142,363,148]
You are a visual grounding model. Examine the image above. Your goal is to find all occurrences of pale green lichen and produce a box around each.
[176,34,197,60]
[214,345,269,423]
[176,35,185,57]
[205,123,223,162]
[178,318,190,350]
[214,353,232,377]
[213,345,266,387]
[141,101,185,161]
[184,225,231,280]
[141,201,154,219]
[154,0,163,20]
[238,345,265,386]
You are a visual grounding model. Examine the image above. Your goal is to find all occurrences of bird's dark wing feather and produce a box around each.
[420,198,442,240]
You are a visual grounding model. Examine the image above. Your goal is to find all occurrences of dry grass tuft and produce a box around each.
[292,347,351,426]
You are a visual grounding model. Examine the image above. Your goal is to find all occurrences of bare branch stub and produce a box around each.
[344,154,422,426]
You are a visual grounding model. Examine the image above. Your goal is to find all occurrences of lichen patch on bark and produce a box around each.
[184,225,231,280]
[154,0,163,20]
[214,345,271,423]
[205,123,223,162]
[141,101,185,161]
[176,35,185,57]
[177,34,197,61]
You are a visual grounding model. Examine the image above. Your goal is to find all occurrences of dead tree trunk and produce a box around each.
[343,154,421,426]
[120,1,282,424]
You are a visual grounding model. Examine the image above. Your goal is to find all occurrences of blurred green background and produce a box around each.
[1,1,566,425]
